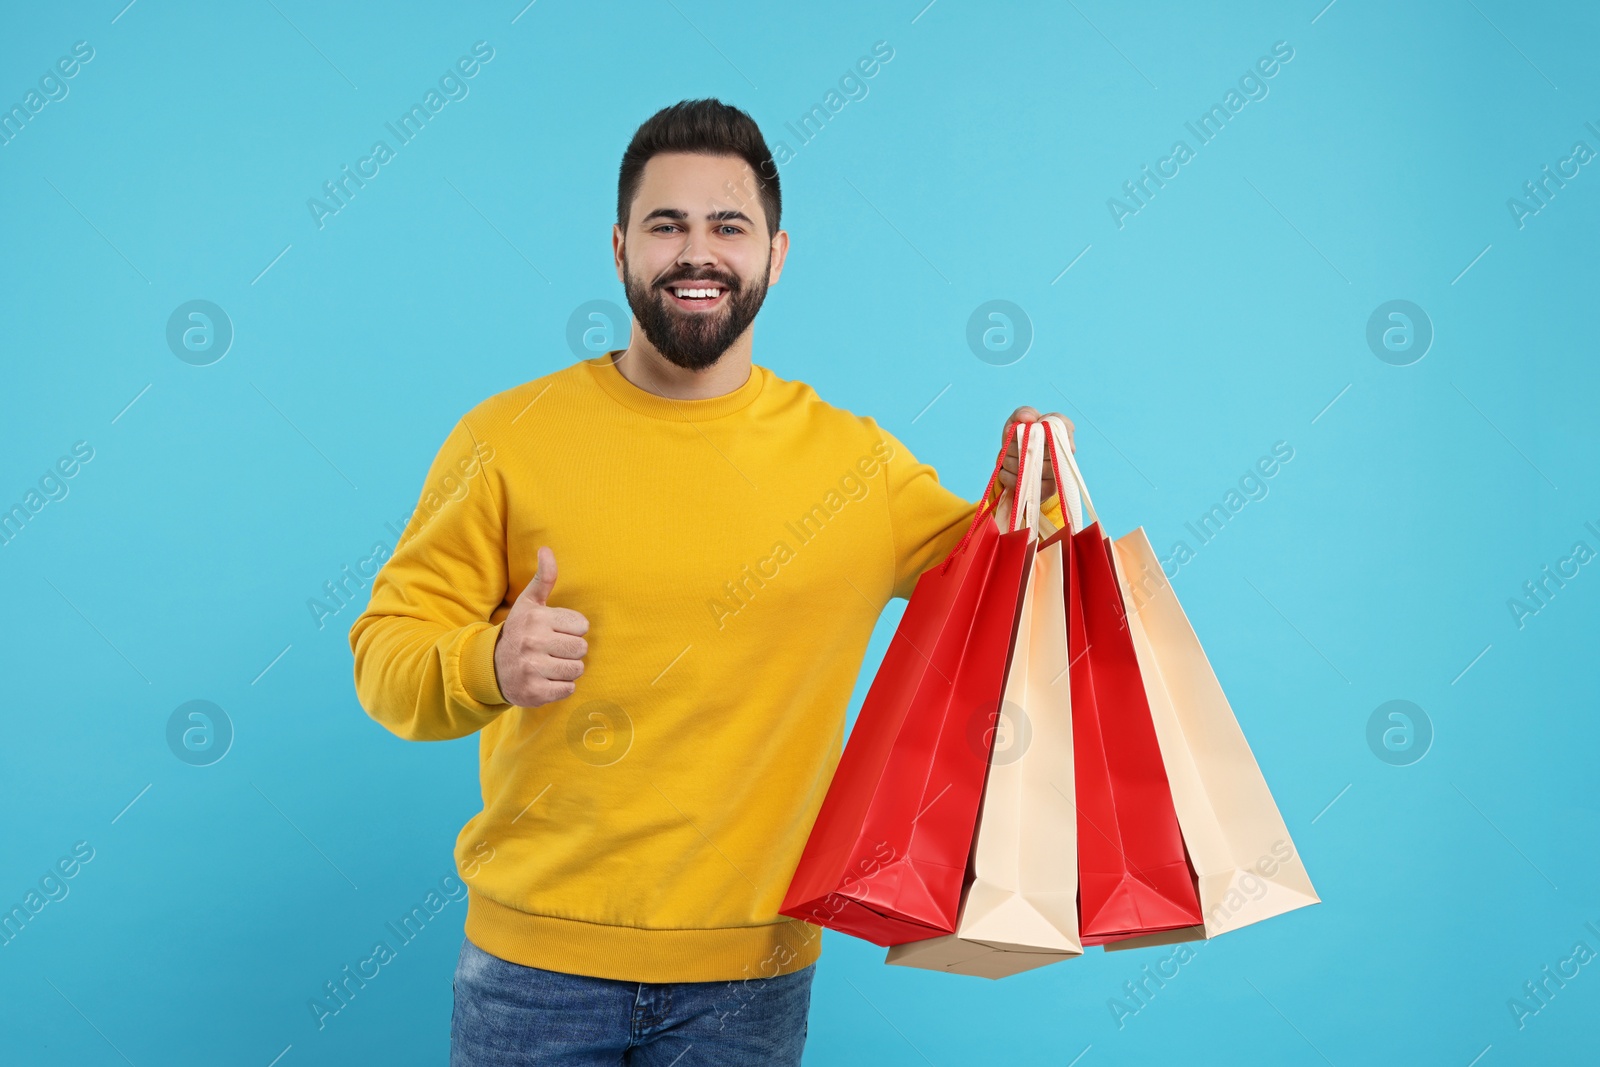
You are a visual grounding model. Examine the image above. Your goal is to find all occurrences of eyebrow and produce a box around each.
[640,207,755,226]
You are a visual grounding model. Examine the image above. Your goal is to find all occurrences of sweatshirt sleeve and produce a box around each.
[872,421,1066,602]
[348,415,512,741]
[874,421,1069,602]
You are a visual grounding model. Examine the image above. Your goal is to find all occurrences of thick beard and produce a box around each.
[622,252,769,372]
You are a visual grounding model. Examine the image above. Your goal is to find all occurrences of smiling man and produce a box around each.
[350,98,1070,1066]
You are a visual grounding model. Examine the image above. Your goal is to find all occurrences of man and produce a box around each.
[349,98,1073,1066]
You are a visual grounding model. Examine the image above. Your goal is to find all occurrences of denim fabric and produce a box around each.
[449,936,815,1066]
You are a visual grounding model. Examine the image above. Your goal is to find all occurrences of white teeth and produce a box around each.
[672,287,721,299]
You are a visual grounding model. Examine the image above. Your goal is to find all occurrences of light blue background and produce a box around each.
[2,1,1596,1064]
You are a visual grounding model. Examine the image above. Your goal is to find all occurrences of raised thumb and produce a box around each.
[521,546,557,606]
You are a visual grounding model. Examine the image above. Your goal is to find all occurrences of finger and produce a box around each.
[999,452,1022,488]
[998,412,1048,492]
[997,437,1019,489]
[1042,412,1077,453]
[1000,411,1032,464]
[538,654,585,682]
[1001,407,1041,443]
[1003,415,1043,461]
[546,606,590,637]
[1005,420,1047,466]
[1005,405,1040,429]
[522,546,557,606]
[541,632,588,659]
[529,678,578,705]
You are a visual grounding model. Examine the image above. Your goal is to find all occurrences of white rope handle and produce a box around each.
[1041,414,1097,530]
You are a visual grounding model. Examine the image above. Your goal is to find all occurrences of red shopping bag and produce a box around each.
[1042,423,1202,944]
[780,430,1038,946]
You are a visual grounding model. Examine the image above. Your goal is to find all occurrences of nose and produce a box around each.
[673,223,718,271]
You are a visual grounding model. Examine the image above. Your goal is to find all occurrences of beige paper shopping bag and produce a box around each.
[886,422,1085,978]
[1100,528,1320,950]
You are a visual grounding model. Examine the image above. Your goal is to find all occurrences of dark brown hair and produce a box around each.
[617,98,781,240]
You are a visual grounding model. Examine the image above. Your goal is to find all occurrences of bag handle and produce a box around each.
[1039,415,1097,530]
[1028,417,1086,537]
[1006,419,1047,535]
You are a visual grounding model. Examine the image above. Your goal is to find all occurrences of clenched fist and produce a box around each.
[492,546,590,708]
[994,406,1074,520]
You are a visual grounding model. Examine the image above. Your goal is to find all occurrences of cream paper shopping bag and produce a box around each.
[1100,528,1320,950]
[886,421,1085,979]
[1026,415,1318,948]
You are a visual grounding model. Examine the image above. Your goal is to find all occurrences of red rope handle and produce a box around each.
[939,420,1034,575]
[1006,420,1033,533]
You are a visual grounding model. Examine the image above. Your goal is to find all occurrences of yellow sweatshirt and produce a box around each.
[349,351,1063,984]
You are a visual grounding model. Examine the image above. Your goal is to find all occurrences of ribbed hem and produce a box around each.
[458,623,507,707]
[583,350,766,422]
[465,887,823,983]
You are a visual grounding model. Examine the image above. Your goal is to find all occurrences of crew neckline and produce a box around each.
[584,350,767,421]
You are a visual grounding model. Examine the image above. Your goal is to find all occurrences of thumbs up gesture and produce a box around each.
[492,546,590,708]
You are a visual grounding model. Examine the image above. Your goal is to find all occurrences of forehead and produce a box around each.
[633,151,765,227]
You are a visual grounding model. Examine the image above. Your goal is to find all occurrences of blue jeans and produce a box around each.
[449,936,815,1066]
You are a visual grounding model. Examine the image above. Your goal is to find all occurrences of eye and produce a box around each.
[718,225,744,236]
[652,224,681,234]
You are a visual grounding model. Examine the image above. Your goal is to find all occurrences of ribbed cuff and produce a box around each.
[458,622,509,707]
[1041,491,1065,528]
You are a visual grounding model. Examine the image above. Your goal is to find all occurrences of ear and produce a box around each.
[767,229,790,286]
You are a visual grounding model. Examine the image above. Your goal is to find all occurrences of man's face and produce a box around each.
[615,152,783,371]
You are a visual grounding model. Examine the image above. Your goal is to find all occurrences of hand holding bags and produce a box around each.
[786,413,1317,965]
[779,422,1039,945]
[886,421,1086,977]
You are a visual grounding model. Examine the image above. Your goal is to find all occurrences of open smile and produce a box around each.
[662,283,730,312]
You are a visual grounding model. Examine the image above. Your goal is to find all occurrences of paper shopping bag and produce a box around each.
[780,429,1037,946]
[886,421,1085,977]
[1100,529,1319,951]
[1040,418,1203,946]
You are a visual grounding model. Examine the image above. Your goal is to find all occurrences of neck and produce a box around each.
[613,333,753,400]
